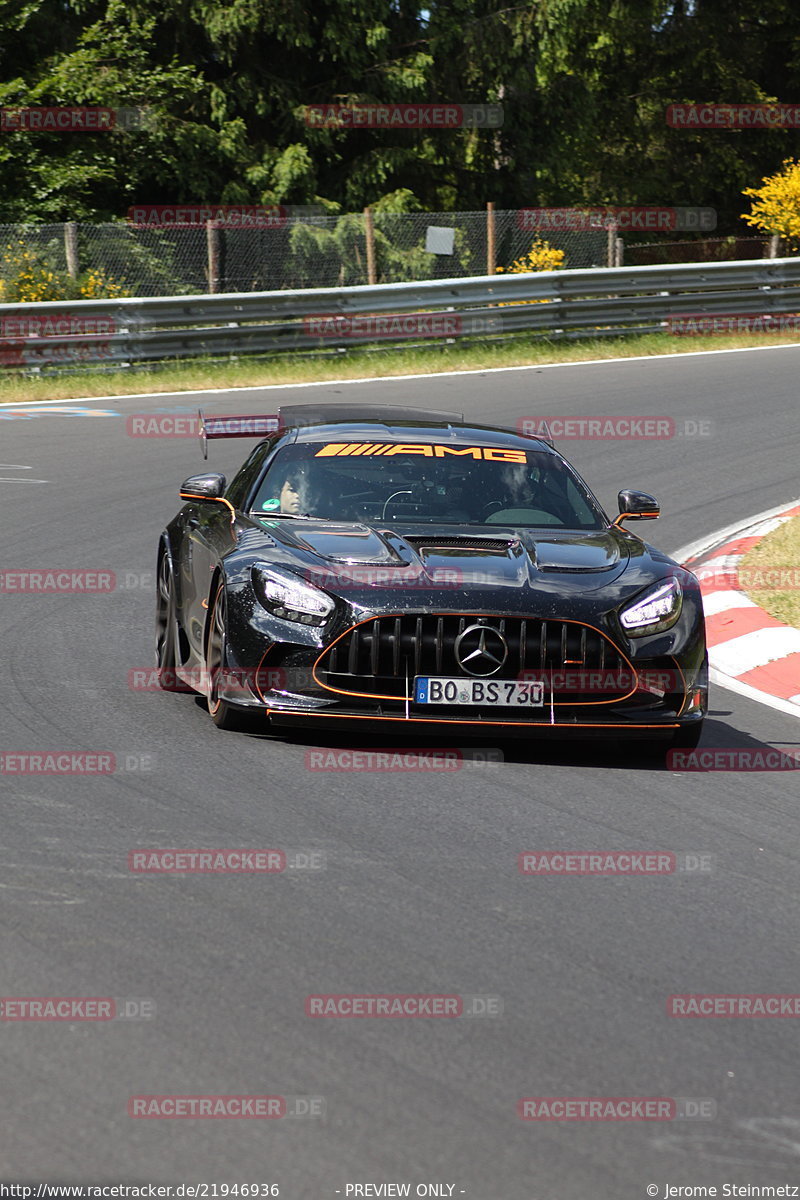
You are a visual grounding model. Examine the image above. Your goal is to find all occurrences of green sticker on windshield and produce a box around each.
[261,498,280,510]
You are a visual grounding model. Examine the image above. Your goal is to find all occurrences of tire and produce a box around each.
[155,549,184,691]
[205,583,262,732]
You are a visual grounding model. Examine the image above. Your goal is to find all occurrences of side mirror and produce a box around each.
[614,489,660,526]
[180,473,227,501]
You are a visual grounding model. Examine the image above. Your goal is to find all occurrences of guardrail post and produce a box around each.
[64,222,79,279]
[364,207,377,285]
[207,221,221,293]
[487,201,496,274]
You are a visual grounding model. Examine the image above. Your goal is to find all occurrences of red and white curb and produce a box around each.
[673,498,800,719]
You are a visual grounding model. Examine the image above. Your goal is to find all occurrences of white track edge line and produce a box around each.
[709,667,800,720]
[4,339,800,408]
[672,497,800,566]
[673,498,800,723]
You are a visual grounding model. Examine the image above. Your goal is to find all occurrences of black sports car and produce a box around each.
[155,403,707,750]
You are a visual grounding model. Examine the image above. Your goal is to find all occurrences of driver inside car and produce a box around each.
[260,467,310,515]
[481,463,569,524]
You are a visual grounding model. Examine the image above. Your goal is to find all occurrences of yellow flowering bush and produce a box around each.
[0,243,67,302]
[79,269,130,299]
[498,237,566,275]
[742,159,800,246]
[496,237,565,305]
[0,242,131,302]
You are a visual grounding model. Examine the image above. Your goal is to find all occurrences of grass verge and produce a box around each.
[738,515,800,630]
[2,330,800,404]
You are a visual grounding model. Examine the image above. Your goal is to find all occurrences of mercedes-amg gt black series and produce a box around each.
[155,403,707,750]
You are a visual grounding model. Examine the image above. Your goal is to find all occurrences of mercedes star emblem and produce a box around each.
[454,624,508,677]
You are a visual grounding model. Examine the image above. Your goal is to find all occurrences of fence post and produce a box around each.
[486,201,496,274]
[615,236,624,267]
[207,221,221,293]
[64,222,79,279]
[364,207,377,284]
[607,221,618,267]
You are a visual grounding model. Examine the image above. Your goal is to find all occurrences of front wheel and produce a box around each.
[206,583,262,732]
[155,550,183,691]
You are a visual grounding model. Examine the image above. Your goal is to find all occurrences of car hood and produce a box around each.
[249,517,637,595]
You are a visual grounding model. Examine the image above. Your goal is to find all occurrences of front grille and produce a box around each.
[316,614,630,702]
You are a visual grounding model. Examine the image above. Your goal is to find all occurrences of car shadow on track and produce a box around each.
[194,696,794,772]
[224,711,772,772]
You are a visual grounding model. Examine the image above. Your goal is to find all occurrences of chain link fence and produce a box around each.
[624,236,772,265]
[0,214,776,300]
[0,213,607,299]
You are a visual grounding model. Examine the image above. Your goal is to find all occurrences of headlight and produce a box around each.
[252,566,335,626]
[619,577,683,637]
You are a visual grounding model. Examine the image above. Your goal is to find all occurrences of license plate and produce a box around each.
[414,677,544,707]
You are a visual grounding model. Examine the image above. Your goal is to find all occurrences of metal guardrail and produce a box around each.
[1,257,800,370]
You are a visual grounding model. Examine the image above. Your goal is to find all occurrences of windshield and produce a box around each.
[250,439,607,528]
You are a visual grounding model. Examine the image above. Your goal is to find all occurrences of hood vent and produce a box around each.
[403,535,516,554]
[243,525,277,546]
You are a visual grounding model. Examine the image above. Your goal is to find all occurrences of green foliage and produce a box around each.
[2,0,800,232]
[281,211,473,288]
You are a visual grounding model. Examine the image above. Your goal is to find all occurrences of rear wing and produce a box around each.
[199,411,279,459]
[275,403,465,428]
[198,403,465,458]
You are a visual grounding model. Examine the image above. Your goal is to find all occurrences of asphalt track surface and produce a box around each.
[2,345,800,1198]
